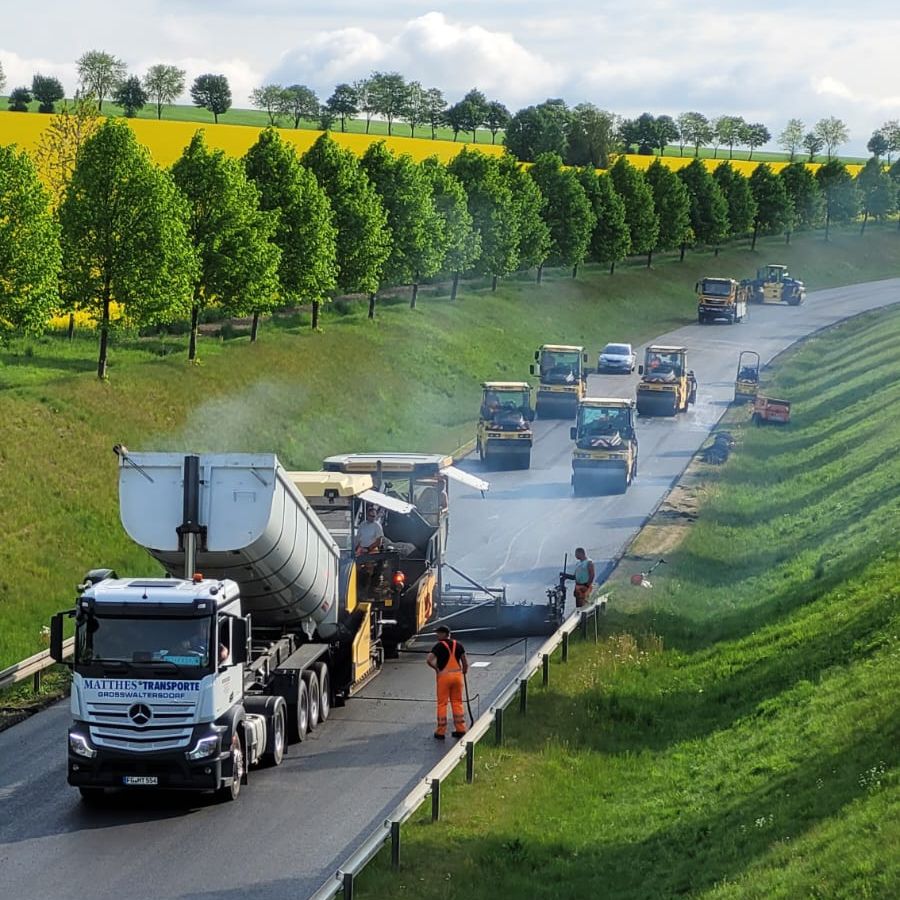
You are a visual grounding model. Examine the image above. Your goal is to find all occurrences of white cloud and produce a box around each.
[814,77,855,101]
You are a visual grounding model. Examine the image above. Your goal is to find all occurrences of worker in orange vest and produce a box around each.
[426,625,469,740]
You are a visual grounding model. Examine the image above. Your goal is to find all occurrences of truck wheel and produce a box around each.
[78,787,106,805]
[217,733,244,802]
[289,679,309,743]
[263,702,286,767]
[304,670,320,731]
[314,662,331,722]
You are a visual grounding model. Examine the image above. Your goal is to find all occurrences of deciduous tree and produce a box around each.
[326,83,358,132]
[815,159,859,239]
[360,142,444,308]
[778,119,805,161]
[779,162,823,237]
[741,122,771,160]
[0,61,6,95]
[143,64,186,120]
[368,71,409,136]
[503,100,569,161]
[855,157,895,234]
[484,100,511,145]
[420,157,480,299]
[250,84,285,126]
[802,131,823,162]
[567,104,618,168]
[678,158,729,252]
[677,112,712,158]
[0,146,61,340]
[301,133,390,318]
[866,130,888,159]
[528,152,594,279]
[76,50,126,111]
[353,78,376,134]
[59,119,196,378]
[457,89,488,143]
[575,167,630,274]
[190,73,232,123]
[244,129,338,330]
[814,117,849,161]
[712,162,757,241]
[748,163,792,249]
[31,74,65,113]
[424,88,447,140]
[402,81,429,139]
[609,156,658,259]
[8,86,32,112]
[499,154,550,283]
[280,84,319,129]
[715,115,746,160]
[645,159,691,266]
[113,76,147,118]
[881,120,900,164]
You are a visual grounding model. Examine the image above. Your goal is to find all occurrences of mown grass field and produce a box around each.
[355,303,900,900]
[0,107,863,175]
[0,226,898,669]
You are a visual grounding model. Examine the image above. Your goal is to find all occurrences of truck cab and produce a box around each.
[637,345,697,416]
[476,381,535,470]
[529,344,588,418]
[696,276,748,325]
[569,398,638,495]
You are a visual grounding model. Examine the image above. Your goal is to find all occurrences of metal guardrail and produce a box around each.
[0,638,73,693]
[308,595,607,900]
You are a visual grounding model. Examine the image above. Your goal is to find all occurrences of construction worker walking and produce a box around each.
[426,625,469,740]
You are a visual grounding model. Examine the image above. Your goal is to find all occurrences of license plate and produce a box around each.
[123,776,158,786]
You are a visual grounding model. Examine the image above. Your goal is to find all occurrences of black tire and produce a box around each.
[314,662,331,723]
[478,441,485,463]
[78,787,106,805]
[289,678,309,743]
[263,702,286,767]
[216,732,244,802]
[303,671,320,731]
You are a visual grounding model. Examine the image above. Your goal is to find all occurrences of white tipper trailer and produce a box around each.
[50,450,410,802]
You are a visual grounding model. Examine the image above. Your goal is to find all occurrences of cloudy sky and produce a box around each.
[2,1,898,153]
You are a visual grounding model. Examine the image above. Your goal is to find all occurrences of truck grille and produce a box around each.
[86,700,195,752]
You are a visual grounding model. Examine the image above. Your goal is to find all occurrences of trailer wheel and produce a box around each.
[303,670,320,731]
[289,678,309,743]
[314,662,331,722]
[217,733,244,802]
[263,701,286,767]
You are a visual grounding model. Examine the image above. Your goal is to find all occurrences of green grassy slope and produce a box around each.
[355,304,900,900]
[0,227,898,666]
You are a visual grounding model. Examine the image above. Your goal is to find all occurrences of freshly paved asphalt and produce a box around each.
[1,278,897,900]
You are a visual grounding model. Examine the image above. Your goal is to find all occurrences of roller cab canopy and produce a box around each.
[286,471,414,514]
[322,452,489,494]
[579,397,635,409]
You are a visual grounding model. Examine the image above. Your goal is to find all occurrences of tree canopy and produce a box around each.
[190,74,232,123]
[76,50,126,110]
[575,167,630,273]
[645,159,691,261]
[609,157,659,257]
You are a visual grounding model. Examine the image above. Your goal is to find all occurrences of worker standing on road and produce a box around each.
[427,625,469,740]
[562,547,595,608]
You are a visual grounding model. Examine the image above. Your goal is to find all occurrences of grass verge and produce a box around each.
[353,304,900,899]
[0,226,898,669]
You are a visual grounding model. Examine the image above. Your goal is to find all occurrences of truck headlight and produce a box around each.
[69,731,97,759]
[185,732,221,761]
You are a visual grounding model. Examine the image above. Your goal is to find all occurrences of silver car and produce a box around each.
[597,342,636,374]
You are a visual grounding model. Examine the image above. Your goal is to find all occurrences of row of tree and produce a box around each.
[3,107,899,383]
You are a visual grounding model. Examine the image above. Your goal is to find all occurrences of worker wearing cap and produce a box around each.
[561,547,594,608]
[426,625,469,740]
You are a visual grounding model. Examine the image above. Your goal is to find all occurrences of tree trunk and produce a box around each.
[825,210,831,242]
[410,125,415,138]
[157,102,162,120]
[340,115,346,132]
[860,210,869,235]
[572,263,578,279]
[751,221,759,251]
[491,132,497,145]
[387,118,392,136]
[714,246,719,257]
[472,130,477,144]
[450,271,460,300]
[188,303,200,361]
[311,300,320,330]
[368,292,376,319]
[97,291,111,379]
[694,145,699,158]
[647,250,653,268]
[410,281,419,309]
[213,112,218,124]
[680,243,686,262]
[67,312,75,340]
[785,230,792,245]
[491,275,498,292]
[609,260,616,275]
[251,311,260,342]
[536,263,543,284]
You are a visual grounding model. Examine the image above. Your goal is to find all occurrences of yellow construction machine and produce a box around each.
[636,345,697,417]
[570,398,638,495]
[530,344,588,418]
[476,381,534,470]
[734,350,760,403]
[743,264,806,306]
[696,276,750,324]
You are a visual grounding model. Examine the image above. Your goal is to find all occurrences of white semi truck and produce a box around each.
[49,450,424,803]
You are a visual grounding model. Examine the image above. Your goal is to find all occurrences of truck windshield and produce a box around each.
[77,616,213,668]
[701,279,733,297]
[541,352,580,382]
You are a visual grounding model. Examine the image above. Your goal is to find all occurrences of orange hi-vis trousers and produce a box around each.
[435,659,467,737]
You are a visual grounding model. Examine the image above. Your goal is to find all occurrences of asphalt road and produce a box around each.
[1,278,897,900]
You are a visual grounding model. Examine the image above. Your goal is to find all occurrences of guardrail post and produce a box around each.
[431,778,441,822]
[390,821,401,869]
[343,871,355,900]
[593,607,599,643]
[580,611,588,639]
[494,707,504,745]
[466,741,475,784]
[542,653,550,687]
[562,631,569,662]
[33,670,42,692]
[519,678,528,714]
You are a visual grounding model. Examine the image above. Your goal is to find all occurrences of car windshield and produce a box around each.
[602,344,631,356]
[701,279,733,297]
[77,615,213,668]
[541,351,580,380]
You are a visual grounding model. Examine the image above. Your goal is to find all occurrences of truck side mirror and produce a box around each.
[230,618,249,665]
[582,353,588,364]
[694,282,699,292]
[638,365,644,375]
[533,350,540,361]
[50,612,67,663]
[529,364,536,376]
[569,426,577,441]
